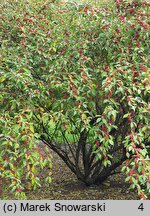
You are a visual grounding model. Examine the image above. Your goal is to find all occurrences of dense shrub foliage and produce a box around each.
[0,0,150,199]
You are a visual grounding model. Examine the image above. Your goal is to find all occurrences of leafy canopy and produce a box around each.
[0,0,150,199]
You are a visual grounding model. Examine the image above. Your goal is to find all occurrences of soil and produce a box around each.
[26,150,138,200]
[1,144,138,200]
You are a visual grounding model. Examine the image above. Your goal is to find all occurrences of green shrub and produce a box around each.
[0,0,150,199]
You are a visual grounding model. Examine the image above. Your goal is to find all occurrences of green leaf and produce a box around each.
[0,76,6,83]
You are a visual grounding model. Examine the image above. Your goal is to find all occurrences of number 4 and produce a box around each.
[138,203,144,211]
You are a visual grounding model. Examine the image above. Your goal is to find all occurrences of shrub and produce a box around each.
[0,0,53,199]
[0,0,150,199]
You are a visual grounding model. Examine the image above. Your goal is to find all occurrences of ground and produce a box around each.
[0,145,139,200]
[26,150,138,200]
